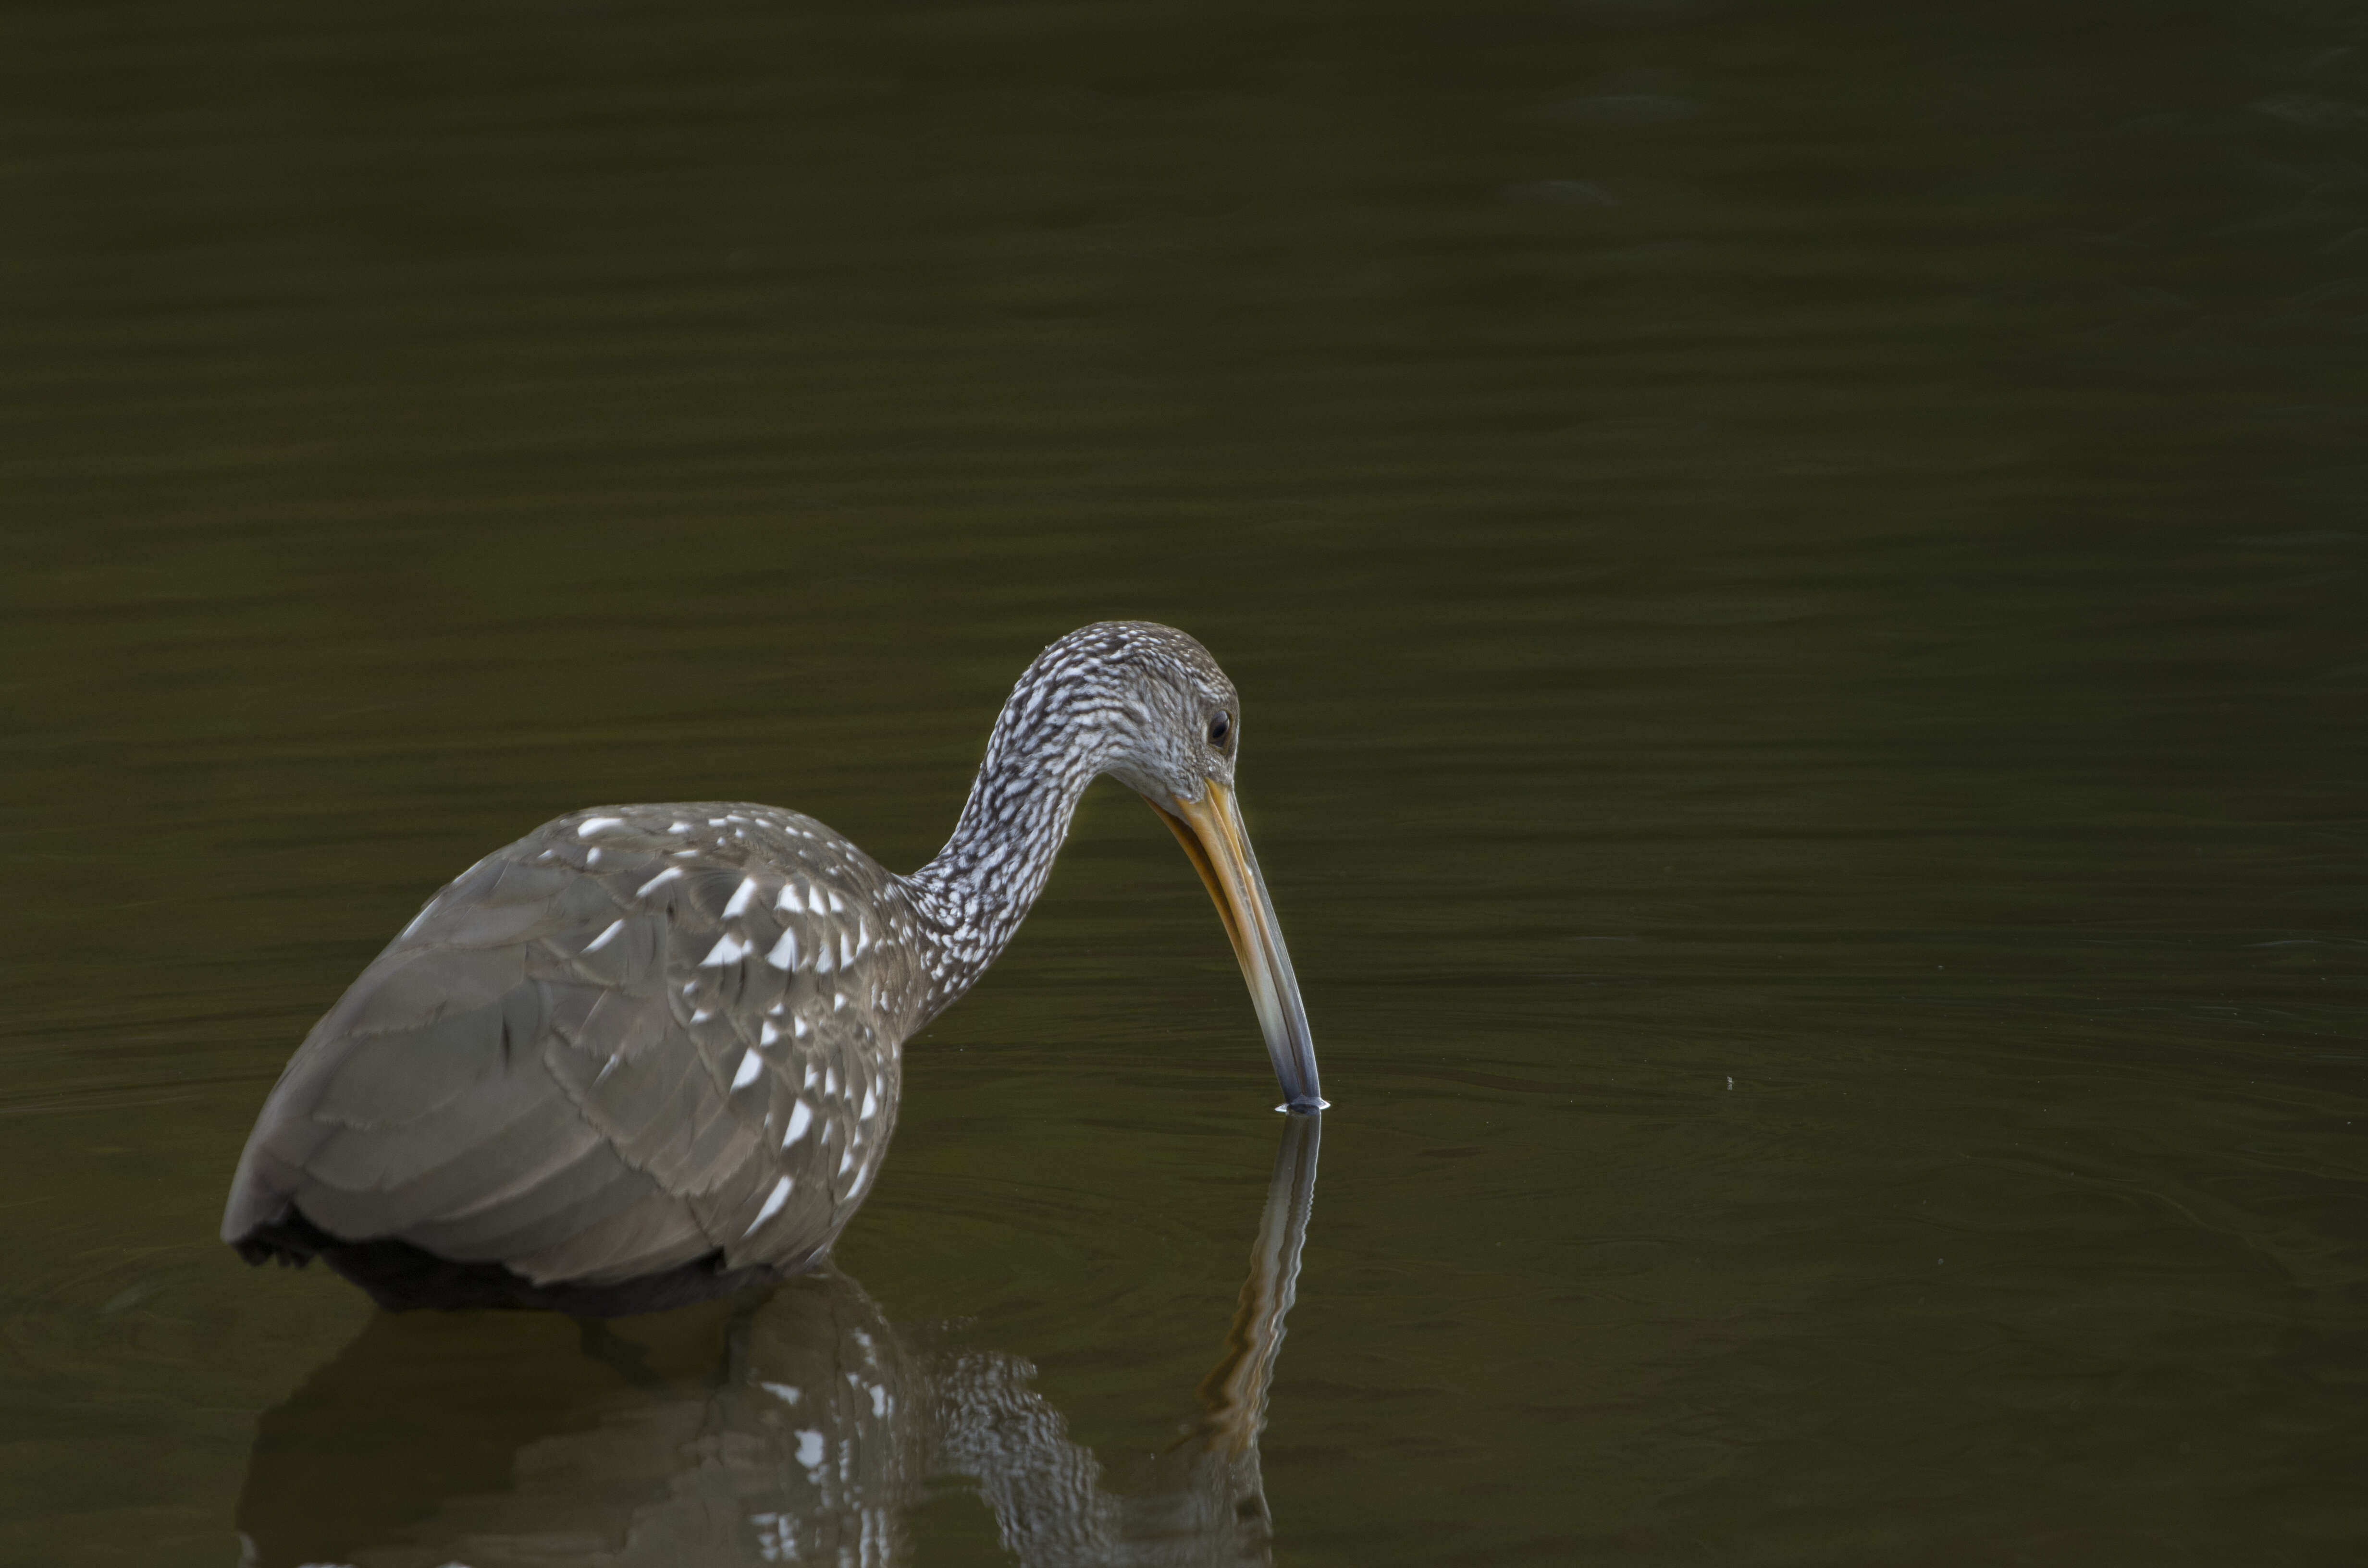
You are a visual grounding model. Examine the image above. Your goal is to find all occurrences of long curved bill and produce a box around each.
[1151,781,1327,1114]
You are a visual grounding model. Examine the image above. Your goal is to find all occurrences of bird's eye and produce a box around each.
[1208,711,1232,747]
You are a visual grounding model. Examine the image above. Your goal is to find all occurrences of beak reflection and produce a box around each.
[1152,781,1327,1113]
[237,1117,1324,1568]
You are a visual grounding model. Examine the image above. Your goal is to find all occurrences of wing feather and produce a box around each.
[403,1143,651,1262]
[223,803,919,1294]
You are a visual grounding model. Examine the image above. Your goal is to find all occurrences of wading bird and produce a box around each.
[222,622,1323,1315]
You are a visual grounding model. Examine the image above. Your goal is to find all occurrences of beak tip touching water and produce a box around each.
[1154,784,1328,1113]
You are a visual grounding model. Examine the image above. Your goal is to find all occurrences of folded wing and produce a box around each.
[222,806,912,1288]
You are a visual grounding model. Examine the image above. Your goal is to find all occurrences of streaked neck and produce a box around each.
[901,698,1108,1019]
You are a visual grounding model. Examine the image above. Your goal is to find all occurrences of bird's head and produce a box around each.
[1005,622,1325,1114]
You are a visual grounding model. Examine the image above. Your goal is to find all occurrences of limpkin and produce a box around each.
[222,622,1323,1315]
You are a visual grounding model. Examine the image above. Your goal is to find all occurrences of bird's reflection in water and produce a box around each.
[238,1117,1320,1568]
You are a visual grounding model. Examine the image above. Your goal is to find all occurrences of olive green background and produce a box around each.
[2,0,2364,1562]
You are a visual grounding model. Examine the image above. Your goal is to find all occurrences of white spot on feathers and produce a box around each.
[577,817,626,838]
[733,1050,764,1090]
[784,1099,814,1144]
[698,932,751,967]
[724,877,760,917]
[765,929,802,970]
[583,919,624,953]
[746,1175,793,1234]
[636,867,682,898]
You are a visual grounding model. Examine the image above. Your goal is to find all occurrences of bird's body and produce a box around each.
[226,802,928,1304]
[224,622,1322,1314]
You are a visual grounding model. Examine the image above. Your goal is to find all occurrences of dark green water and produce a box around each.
[4,0,2366,1562]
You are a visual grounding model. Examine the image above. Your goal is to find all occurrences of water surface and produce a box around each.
[1,1,2364,1562]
